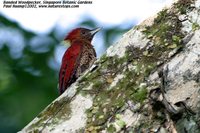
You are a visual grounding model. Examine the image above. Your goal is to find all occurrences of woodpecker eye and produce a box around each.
[82,31,86,35]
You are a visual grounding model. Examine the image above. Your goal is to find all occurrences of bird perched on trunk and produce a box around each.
[59,27,101,94]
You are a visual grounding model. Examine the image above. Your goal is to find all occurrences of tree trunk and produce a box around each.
[19,0,200,132]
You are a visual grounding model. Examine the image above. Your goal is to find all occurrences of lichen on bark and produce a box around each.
[19,0,200,132]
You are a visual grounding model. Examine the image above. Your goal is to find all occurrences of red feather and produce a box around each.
[59,27,100,94]
[59,42,82,94]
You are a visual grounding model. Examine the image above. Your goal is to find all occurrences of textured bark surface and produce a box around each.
[19,0,200,132]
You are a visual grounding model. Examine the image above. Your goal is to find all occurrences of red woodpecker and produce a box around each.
[59,27,101,94]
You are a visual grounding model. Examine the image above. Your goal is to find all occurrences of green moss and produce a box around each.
[79,75,88,82]
[116,119,126,128]
[83,49,155,130]
[87,69,101,80]
[99,54,108,63]
[143,9,183,50]
[29,97,72,130]
[140,0,196,69]
[82,1,196,131]
[174,0,194,14]
[75,128,85,133]
[93,80,103,89]
[107,124,116,133]
[24,1,198,132]
[131,87,148,103]
[32,129,40,133]
[192,22,200,31]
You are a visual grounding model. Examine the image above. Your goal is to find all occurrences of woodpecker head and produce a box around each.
[64,27,101,44]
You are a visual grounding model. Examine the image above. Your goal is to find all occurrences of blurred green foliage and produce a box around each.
[0,14,132,132]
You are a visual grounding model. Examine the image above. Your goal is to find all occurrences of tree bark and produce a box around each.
[19,0,200,132]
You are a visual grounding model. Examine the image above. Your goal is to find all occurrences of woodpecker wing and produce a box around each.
[59,43,82,94]
[75,44,97,76]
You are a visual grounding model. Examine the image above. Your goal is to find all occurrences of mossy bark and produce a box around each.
[19,0,200,132]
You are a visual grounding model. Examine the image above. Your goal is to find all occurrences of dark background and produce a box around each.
[0,14,133,132]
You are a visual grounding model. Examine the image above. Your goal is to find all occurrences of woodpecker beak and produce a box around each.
[89,27,101,36]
